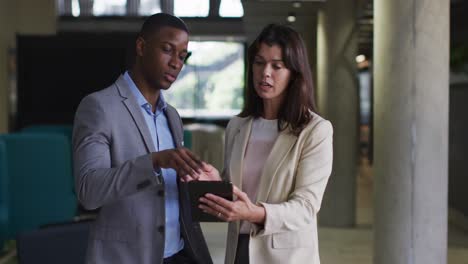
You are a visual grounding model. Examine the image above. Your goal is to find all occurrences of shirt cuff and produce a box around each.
[153,167,162,177]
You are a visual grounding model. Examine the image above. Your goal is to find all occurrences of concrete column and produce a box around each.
[373,0,449,263]
[161,0,174,15]
[78,0,93,16]
[126,0,140,16]
[58,0,73,16]
[316,0,359,227]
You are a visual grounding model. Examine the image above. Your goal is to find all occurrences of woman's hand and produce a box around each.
[198,162,221,181]
[180,162,221,182]
[199,185,266,223]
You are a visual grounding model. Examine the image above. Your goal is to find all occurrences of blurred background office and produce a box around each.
[0,0,467,263]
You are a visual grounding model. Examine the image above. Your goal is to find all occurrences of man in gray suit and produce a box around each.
[73,13,213,264]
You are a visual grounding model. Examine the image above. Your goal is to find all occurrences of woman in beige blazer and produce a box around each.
[199,24,333,264]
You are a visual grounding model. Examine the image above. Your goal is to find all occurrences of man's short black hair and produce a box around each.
[139,13,189,39]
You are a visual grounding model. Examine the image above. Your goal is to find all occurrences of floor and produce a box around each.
[2,157,468,264]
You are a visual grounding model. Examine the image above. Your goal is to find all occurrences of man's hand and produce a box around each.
[152,147,203,181]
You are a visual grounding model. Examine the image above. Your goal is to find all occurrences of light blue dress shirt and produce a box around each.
[124,72,184,258]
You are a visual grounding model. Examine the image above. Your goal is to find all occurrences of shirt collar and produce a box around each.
[124,71,167,115]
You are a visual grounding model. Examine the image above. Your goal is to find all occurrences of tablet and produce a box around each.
[187,181,233,222]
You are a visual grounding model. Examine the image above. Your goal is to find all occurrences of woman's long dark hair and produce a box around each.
[239,24,317,135]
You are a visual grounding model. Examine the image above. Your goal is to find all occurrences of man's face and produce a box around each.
[137,26,189,90]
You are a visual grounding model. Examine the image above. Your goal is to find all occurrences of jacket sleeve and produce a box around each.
[72,94,160,210]
[254,119,333,236]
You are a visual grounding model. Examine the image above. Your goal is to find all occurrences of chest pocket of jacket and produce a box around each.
[272,230,314,249]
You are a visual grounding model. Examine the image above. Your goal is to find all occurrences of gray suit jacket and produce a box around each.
[72,75,213,264]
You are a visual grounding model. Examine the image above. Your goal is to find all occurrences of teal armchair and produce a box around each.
[0,133,77,240]
[20,125,73,142]
[0,140,8,252]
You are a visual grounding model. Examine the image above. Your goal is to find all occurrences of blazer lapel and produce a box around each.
[256,129,297,202]
[229,118,253,190]
[165,106,183,148]
[115,75,156,153]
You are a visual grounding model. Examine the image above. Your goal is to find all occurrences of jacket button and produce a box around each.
[158,225,165,233]
[157,190,165,197]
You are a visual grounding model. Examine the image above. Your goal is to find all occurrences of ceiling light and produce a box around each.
[293,1,302,8]
[356,54,366,63]
[287,13,296,23]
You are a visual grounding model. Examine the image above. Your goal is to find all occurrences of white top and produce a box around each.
[240,117,279,234]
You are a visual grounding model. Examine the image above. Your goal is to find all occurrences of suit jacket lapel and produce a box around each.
[165,105,183,148]
[115,75,156,153]
[229,118,253,190]
[256,129,297,202]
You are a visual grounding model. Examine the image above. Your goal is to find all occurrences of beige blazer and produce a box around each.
[222,112,333,264]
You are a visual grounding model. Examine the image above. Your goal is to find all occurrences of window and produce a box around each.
[173,0,210,17]
[219,0,244,17]
[93,0,126,16]
[71,0,79,16]
[164,41,245,118]
[59,0,161,16]
[358,70,371,125]
[139,0,162,16]
[58,0,243,18]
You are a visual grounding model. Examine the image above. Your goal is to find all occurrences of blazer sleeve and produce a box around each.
[255,119,333,236]
[72,94,160,210]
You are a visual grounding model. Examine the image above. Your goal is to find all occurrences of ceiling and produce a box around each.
[357,0,373,59]
[355,0,468,60]
[59,0,467,63]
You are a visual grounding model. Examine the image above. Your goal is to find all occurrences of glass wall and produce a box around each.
[58,0,243,17]
[219,0,244,17]
[164,41,244,118]
[174,0,209,17]
[57,0,246,118]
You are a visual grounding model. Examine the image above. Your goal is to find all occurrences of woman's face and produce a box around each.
[252,43,292,103]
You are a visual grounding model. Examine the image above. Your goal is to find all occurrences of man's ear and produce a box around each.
[136,36,145,57]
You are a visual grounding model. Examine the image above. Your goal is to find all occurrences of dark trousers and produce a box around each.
[163,247,197,264]
[234,234,250,264]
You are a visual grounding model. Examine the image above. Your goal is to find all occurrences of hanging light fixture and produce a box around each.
[287,12,296,23]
